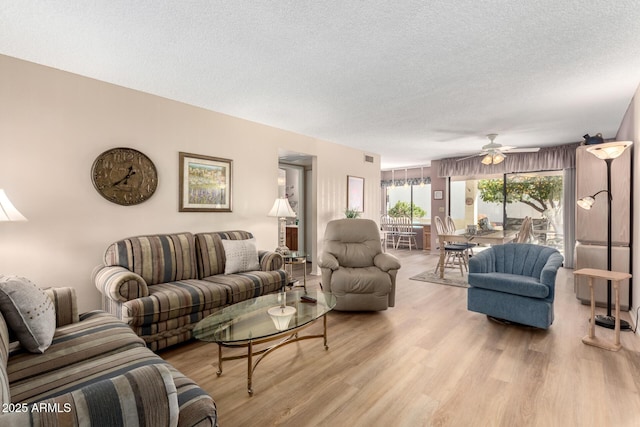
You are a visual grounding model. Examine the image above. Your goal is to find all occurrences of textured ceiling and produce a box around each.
[2,1,640,168]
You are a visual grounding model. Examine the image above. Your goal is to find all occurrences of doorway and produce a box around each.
[278,150,315,264]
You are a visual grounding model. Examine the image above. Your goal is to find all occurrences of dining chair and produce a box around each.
[394,215,417,250]
[434,216,468,275]
[515,216,536,243]
[446,215,476,257]
[380,214,398,250]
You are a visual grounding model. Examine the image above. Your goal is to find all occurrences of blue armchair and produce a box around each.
[467,243,564,329]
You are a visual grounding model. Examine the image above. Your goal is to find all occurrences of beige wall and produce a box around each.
[0,55,381,311]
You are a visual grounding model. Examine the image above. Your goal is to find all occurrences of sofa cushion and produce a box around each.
[104,233,198,286]
[195,231,255,277]
[7,311,146,387]
[221,238,260,274]
[0,276,55,354]
[121,280,229,327]
[330,266,392,296]
[4,364,179,427]
[468,272,549,299]
[203,270,287,303]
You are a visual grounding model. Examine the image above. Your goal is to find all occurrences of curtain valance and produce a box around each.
[437,142,579,178]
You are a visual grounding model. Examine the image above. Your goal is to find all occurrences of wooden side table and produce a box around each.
[573,268,632,351]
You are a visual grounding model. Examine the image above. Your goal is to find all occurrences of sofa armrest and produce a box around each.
[258,250,283,271]
[43,287,79,327]
[93,265,149,303]
[373,253,401,272]
[1,364,179,427]
[540,252,564,287]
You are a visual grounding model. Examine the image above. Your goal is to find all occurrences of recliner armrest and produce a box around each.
[318,253,339,270]
[373,253,401,272]
[93,265,149,302]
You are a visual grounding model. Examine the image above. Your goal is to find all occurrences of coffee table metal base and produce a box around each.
[216,314,329,395]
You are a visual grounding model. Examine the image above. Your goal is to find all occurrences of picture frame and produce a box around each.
[179,152,232,212]
[347,175,365,212]
[433,190,443,200]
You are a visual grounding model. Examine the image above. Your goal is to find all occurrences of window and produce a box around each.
[385,183,430,224]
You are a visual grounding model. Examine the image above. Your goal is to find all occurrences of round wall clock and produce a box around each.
[91,147,158,206]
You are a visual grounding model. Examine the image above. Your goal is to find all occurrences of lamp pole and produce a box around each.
[594,158,630,330]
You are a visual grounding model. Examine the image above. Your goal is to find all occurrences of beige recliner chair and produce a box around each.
[319,219,401,311]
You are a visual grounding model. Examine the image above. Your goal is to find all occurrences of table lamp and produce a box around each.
[268,197,296,254]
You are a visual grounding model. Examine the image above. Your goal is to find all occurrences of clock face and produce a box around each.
[91,148,158,206]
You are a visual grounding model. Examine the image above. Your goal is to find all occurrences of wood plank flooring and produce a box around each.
[160,249,640,427]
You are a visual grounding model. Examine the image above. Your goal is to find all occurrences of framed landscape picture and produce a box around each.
[179,152,232,212]
[347,175,365,212]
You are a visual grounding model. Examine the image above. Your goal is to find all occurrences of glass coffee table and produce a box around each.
[193,289,336,395]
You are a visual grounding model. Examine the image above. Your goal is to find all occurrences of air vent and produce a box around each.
[364,154,374,163]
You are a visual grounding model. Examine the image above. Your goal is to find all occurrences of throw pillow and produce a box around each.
[222,238,260,274]
[0,276,55,353]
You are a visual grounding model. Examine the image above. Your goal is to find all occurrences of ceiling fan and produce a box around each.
[458,134,540,165]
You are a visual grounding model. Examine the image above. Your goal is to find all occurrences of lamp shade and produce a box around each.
[0,190,27,221]
[586,141,633,160]
[577,196,595,210]
[267,306,296,331]
[492,152,505,164]
[268,197,296,218]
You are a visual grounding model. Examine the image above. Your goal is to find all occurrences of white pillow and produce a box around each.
[221,238,260,274]
[0,276,56,353]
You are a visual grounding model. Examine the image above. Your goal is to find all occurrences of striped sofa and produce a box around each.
[94,231,286,351]
[1,287,216,426]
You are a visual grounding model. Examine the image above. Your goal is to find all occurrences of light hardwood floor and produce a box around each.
[161,249,640,427]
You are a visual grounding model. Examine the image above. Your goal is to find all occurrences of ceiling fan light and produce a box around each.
[481,154,493,165]
[492,152,506,164]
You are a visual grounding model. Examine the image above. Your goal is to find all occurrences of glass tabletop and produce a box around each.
[193,290,336,343]
[282,251,306,261]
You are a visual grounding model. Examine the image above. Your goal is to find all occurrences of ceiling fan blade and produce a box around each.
[456,153,484,161]
[503,147,540,153]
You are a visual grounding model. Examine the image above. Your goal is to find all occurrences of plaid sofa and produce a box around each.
[0,287,216,427]
[94,231,286,351]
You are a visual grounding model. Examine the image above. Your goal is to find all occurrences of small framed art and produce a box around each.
[179,152,232,212]
[347,175,365,212]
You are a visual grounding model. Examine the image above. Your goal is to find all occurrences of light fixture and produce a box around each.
[586,140,632,160]
[577,140,633,330]
[481,150,506,165]
[267,288,296,330]
[268,197,296,254]
[404,169,409,188]
[267,305,296,330]
[420,167,425,187]
[391,170,395,188]
[0,190,27,221]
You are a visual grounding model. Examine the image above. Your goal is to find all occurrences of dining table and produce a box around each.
[437,229,517,278]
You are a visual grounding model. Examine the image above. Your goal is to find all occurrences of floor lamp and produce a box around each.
[577,140,632,330]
